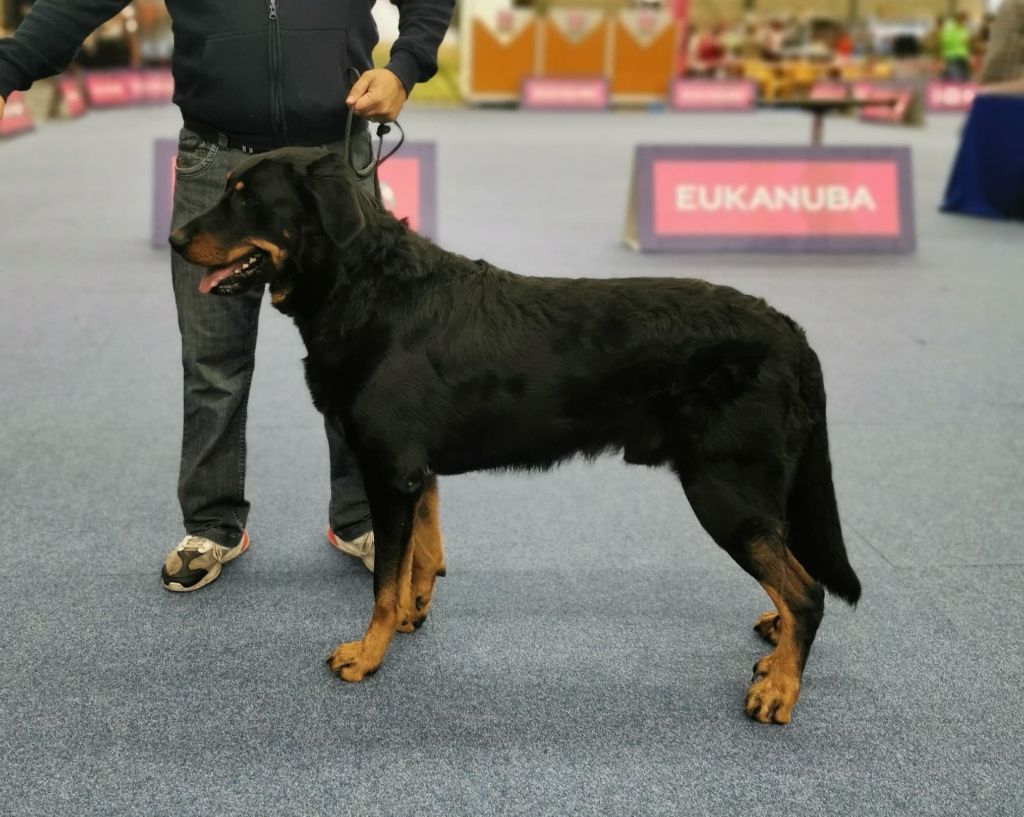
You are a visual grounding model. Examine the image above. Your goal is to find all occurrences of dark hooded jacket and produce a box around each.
[0,0,453,145]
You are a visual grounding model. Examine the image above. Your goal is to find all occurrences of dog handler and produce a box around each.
[0,0,454,590]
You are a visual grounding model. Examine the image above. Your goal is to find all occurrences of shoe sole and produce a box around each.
[326,527,374,573]
[162,531,251,593]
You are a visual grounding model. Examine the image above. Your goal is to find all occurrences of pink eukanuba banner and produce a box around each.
[0,91,34,137]
[520,77,610,110]
[809,82,848,101]
[926,81,977,112]
[628,146,915,253]
[670,79,756,110]
[378,157,422,231]
[85,69,174,108]
[653,160,900,237]
[59,77,87,118]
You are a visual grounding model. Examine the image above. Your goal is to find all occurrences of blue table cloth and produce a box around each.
[941,94,1024,220]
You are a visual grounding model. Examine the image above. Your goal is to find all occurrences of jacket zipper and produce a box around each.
[267,0,288,142]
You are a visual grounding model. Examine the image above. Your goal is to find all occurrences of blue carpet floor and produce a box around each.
[0,106,1021,817]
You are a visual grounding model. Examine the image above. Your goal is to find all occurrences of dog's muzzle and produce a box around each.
[198,250,270,295]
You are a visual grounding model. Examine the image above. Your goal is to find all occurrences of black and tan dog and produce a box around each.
[169,148,861,724]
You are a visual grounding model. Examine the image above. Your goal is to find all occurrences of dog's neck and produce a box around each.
[281,240,394,347]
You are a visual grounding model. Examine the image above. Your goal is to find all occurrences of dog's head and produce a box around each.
[169,148,371,307]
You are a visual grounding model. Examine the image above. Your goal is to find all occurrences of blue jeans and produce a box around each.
[169,127,374,547]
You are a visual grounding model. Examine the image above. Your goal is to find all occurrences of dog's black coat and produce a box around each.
[172,149,860,720]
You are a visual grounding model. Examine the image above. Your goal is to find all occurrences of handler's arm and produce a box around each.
[384,0,456,94]
[0,0,132,101]
[348,0,455,121]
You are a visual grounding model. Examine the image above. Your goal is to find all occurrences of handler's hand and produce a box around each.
[346,69,407,123]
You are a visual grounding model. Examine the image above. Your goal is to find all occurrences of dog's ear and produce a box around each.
[304,153,367,250]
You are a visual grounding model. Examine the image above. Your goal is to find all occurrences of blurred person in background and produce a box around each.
[941,12,972,80]
[761,18,786,61]
[736,21,763,60]
[0,0,455,592]
[834,26,854,60]
[923,15,945,70]
[980,0,1024,88]
[690,21,727,76]
[718,19,742,64]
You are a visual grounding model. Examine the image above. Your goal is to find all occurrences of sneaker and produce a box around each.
[326,527,374,572]
[161,531,250,592]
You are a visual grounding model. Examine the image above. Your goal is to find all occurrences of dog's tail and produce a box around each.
[785,343,861,606]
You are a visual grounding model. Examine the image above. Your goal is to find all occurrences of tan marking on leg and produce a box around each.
[745,539,817,725]
[409,480,446,627]
[396,530,417,634]
[746,585,802,724]
[327,585,398,682]
[753,611,780,646]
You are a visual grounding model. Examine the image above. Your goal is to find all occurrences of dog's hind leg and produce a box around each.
[753,611,781,645]
[328,480,420,682]
[743,537,823,724]
[408,476,446,629]
[680,465,824,724]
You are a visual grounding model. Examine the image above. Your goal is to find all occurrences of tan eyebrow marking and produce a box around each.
[234,181,245,191]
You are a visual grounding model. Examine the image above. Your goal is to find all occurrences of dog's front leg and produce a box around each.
[408,476,446,627]
[328,481,418,682]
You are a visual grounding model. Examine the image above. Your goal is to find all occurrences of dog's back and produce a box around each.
[354,253,808,480]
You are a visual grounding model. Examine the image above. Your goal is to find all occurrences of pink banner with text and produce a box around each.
[0,91,34,138]
[376,143,437,238]
[653,161,899,236]
[521,77,610,110]
[926,82,977,112]
[86,69,174,108]
[59,77,88,118]
[670,80,756,111]
[809,82,848,101]
[624,146,914,253]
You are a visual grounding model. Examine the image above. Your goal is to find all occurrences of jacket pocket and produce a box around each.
[279,28,350,139]
[175,128,220,179]
[186,30,272,135]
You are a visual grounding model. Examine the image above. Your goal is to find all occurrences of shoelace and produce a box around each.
[178,535,220,560]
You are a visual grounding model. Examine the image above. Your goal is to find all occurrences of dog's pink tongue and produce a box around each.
[198,262,242,294]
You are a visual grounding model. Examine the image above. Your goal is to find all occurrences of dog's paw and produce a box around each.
[396,598,416,634]
[397,610,417,634]
[326,640,381,682]
[409,568,443,626]
[753,612,781,646]
[745,654,800,724]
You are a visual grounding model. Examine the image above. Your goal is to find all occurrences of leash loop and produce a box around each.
[343,67,405,179]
